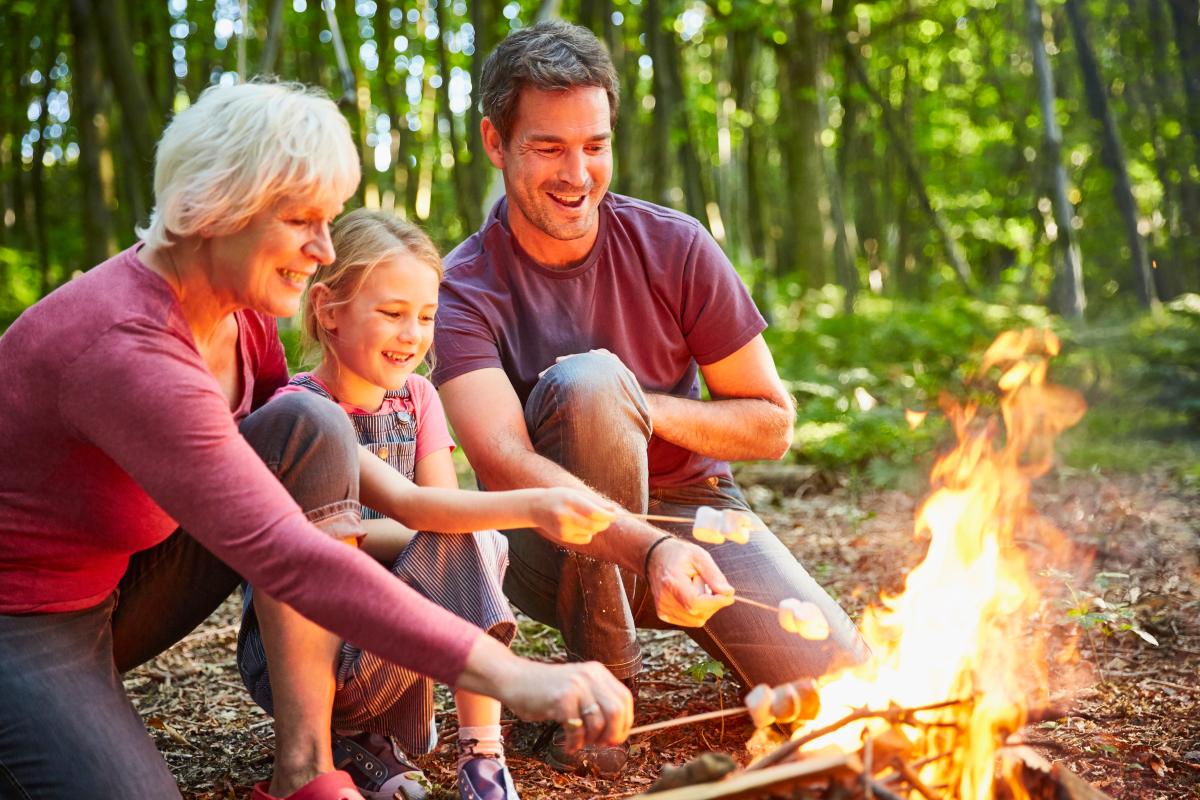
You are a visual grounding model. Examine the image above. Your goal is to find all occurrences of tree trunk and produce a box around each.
[666,41,710,227]
[468,0,494,217]
[1064,0,1157,308]
[1132,1,1187,298]
[2,10,31,253]
[31,9,60,296]
[1166,0,1200,158]
[730,26,772,308]
[432,0,478,231]
[325,0,365,206]
[1162,0,1200,292]
[820,3,857,312]
[845,44,975,292]
[774,5,828,287]
[378,0,410,219]
[90,0,159,213]
[324,0,357,105]
[646,0,671,207]
[258,0,286,76]
[1026,0,1085,318]
[69,0,115,266]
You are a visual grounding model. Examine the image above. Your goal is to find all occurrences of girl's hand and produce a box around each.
[530,488,618,546]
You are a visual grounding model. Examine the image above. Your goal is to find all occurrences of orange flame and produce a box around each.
[784,329,1086,798]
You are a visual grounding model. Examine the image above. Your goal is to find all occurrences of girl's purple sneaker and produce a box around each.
[457,740,519,800]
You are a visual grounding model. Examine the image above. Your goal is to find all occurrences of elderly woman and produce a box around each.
[0,82,630,800]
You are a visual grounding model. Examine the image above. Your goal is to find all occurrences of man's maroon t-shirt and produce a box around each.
[432,193,767,488]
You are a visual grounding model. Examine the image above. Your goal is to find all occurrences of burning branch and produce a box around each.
[747,697,973,772]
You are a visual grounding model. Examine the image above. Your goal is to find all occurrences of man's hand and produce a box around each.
[539,348,632,379]
[530,487,620,546]
[645,537,735,626]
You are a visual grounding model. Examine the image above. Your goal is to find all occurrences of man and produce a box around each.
[432,20,867,776]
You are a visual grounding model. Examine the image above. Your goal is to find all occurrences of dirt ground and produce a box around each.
[129,466,1199,799]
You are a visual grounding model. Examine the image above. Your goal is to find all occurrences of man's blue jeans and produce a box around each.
[503,353,869,689]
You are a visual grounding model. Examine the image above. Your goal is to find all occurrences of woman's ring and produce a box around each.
[580,703,600,717]
[564,717,584,729]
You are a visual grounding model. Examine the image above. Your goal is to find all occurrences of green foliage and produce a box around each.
[1125,296,1200,432]
[1056,295,1200,478]
[0,248,41,328]
[511,617,565,660]
[765,290,1198,485]
[1043,568,1159,648]
[277,325,306,373]
[765,287,1052,483]
[685,656,726,683]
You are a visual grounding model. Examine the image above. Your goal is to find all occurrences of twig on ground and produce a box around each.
[1142,678,1200,695]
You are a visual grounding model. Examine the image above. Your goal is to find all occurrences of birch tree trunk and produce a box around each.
[1026,0,1085,318]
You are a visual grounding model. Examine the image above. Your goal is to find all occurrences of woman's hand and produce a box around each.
[645,538,735,627]
[458,637,633,749]
[529,487,619,546]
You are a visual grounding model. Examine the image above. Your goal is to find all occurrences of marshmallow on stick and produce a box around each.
[691,505,758,545]
[744,678,820,728]
[777,598,831,640]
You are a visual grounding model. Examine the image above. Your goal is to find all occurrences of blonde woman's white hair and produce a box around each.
[138,81,360,248]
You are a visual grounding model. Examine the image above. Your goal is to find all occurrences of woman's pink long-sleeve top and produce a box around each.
[0,247,481,686]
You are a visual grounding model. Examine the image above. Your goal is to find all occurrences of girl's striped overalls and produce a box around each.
[237,375,515,753]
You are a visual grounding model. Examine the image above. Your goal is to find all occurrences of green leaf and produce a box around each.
[685,657,726,682]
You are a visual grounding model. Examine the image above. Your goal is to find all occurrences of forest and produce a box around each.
[1,0,1197,798]
[2,0,1199,479]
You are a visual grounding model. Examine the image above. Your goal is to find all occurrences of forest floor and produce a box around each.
[132,464,1200,799]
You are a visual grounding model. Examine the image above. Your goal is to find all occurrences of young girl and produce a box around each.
[238,210,616,800]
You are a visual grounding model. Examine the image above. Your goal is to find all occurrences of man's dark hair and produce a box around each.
[480,20,620,142]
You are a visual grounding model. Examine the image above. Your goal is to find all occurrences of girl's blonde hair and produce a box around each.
[302,209,443,365]
[139,81,359,248]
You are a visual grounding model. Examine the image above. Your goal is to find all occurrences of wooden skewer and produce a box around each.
[730,595,780,613]
[621,511,696,524]
[629,706,749,735]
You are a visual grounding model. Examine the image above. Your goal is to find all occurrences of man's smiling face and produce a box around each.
[483,85,613,267]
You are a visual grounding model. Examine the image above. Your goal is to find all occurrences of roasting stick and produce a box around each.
[630,678,821,737]
[729,595,780,613]
[628,707,750,736]
[622,511,695,524]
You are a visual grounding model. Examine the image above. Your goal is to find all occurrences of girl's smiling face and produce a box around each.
[314,252,439,410]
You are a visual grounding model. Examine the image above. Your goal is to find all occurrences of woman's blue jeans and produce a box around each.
[0,393,361,799]
[502,352,869,689]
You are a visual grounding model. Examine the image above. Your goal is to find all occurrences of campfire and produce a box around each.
[636,330,1106,799]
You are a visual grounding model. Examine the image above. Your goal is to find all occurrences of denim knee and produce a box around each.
[239,392,361,510]
[527,352,651,437]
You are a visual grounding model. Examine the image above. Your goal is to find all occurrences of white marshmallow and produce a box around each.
[777,599,831,640]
